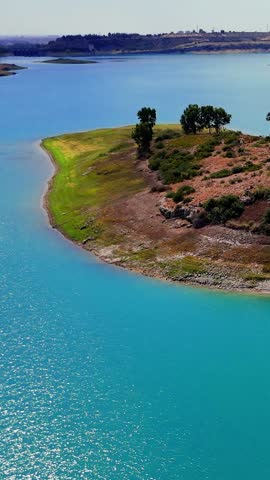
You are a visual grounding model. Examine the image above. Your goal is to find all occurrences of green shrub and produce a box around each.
[153,151,199,184]
[225,151,235,158]
[168,185,196,203]
[244,160,261,172]
[195,138,219,160]
[264,209,270,224]
[156,142,165,149]
[149,157,161,170]
[231,165,244,174]
[149,150,167,170]
[253,188,270,201]
[210,162,260,180]
[155,129,181,142]
[204,195,244,224]
[260,209,270,235]
[210,169,231,179]
[222,131,241,145]
[183,196,193,204]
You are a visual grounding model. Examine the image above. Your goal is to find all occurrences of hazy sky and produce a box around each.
[3,0,270,35]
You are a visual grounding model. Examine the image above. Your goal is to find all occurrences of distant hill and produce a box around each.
[4,32,270,56]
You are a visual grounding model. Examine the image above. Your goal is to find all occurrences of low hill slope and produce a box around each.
[42,126,270,293]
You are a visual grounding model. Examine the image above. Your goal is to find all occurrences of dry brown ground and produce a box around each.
[165,135,270,206]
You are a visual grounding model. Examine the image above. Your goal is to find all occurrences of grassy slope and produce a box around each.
[42,125,208,279]
[42,127,148,243]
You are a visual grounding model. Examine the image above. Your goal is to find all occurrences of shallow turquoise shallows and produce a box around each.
[1,54,270,479]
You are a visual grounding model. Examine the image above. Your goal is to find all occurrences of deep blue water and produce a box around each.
[1,54,270,479]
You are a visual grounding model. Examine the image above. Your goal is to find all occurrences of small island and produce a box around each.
[0,63,26,77]
[40,57,97,64]
[42,105,270,293]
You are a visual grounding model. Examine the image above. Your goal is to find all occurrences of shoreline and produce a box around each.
[40,138,270,297]
[0,63,26,77]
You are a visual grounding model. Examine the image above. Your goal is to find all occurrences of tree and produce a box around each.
[212,107,231,133]
[137,107,157,127]
[180,104,202,134]
[132,106,157,157]
[180,104,232,134]
[132,123,153,157]
[200,105,215,133]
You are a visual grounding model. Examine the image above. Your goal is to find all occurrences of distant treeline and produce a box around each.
[3,31,270,56]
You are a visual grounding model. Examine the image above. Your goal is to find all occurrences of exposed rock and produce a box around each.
[160,203,208,228]
[240,194,254,205]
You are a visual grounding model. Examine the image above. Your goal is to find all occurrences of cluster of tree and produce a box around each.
[132,108,157,157]
[132,104,232,157]
[180,105,232,134]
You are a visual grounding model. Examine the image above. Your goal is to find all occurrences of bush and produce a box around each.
[261,209,270,235]
[195,138,219,160]
[244,160,261,172]
[204,195,244,224]
[167,185,195,203]
[210,169,231,179]
[222,131,241,145]
[149,157,161,171]
[183,196,193,204]
[225,151,235,158]
[155,129,181,142]
[209,162,260,180]
[231,165,244,174]
[156,142,165,149]
[151,150,198,184]
[253,188,270,201]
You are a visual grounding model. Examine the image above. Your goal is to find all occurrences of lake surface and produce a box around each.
[1,54,270,479]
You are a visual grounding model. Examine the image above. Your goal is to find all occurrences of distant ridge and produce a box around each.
[4,31,270,56]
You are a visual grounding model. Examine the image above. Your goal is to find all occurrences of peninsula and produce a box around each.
[40,57,97,64]
[42,111,270,293]
[0,63,25,77]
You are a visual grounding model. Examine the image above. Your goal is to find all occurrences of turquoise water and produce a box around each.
[1,54,270,479]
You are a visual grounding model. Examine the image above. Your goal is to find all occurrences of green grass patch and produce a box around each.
[42,126,146,243]
[159,256,207,277]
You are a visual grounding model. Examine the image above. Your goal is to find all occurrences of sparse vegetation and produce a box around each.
[204,195,244,224]
[167,185,195,203]
[149,149,200,184]
[253,187,270,201]
[209,161,261,179]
